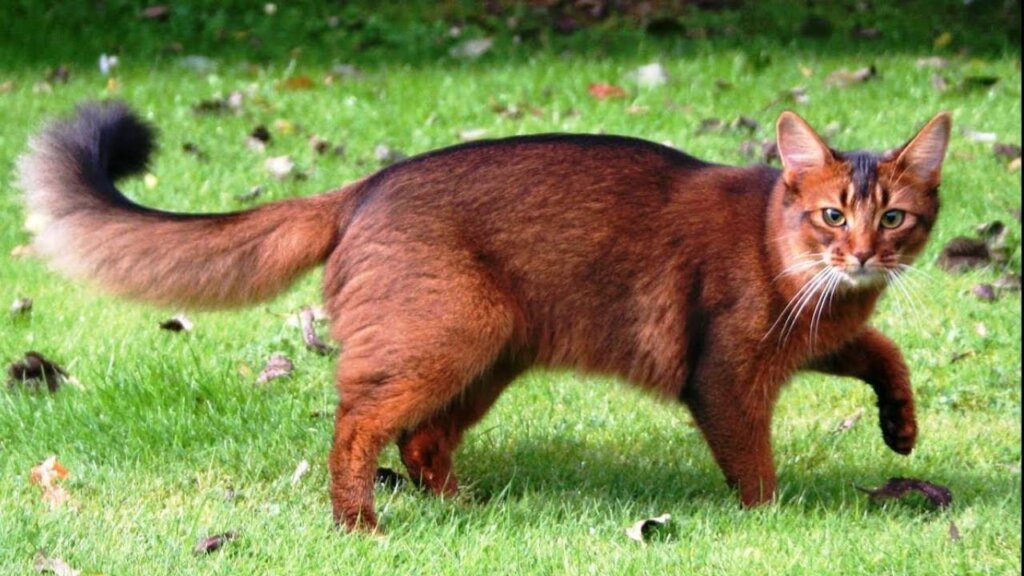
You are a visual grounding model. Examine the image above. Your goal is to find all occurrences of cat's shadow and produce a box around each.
[434,431,1012,514]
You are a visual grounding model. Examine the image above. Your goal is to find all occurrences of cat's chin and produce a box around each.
[839,269,887,290]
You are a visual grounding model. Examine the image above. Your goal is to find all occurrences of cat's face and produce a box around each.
[775,112,951,292]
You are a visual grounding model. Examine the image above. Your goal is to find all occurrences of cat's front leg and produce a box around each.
[808,328,917,454]
[681,363,782,506]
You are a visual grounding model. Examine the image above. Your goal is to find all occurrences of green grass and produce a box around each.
[0,2,1020,575]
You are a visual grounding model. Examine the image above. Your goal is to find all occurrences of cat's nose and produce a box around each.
[852,251,872,267]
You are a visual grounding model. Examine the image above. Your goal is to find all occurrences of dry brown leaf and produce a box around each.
[856,477,952,508]
[299,306,335,355]
[10,296,33,317]
[193,531,239,555]
[587,83,627,100]
[832,407,865,433]
[625,513,672,543]
[948,520,961,542]
[824,66,877,88]
[141,5,170,21]
[937,237,990,272]
[255,353,293,385]
[8,352,68,392]
[971,283,996,302]
[290,460,310,486]
[33,552,80,576]
[159,314,194,332]
[30,456,71,509]
[279,75,316,91]
[265,155,295,180]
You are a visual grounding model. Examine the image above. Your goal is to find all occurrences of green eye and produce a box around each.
[822,208,846,227]
[880,209,905,229]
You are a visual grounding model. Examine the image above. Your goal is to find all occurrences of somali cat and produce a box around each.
[19,102,950,531]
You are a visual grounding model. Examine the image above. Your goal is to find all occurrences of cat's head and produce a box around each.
[774,110,951,291]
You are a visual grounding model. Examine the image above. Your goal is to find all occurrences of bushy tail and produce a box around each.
[17,101,360,308]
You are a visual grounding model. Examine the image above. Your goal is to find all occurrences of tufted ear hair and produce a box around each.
[776,111,834,186]
[888,112,952,189]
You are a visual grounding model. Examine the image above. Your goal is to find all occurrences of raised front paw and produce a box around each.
[878,399,917,455]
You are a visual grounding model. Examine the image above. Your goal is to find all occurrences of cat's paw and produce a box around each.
[878,399,916,455]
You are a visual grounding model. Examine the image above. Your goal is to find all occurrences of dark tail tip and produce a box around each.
[49,100,156,182]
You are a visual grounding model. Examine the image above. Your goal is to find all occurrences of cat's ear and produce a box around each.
[776,111,834,185]
[889,112,952,188]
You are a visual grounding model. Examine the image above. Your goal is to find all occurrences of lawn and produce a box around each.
[0,2,1020,575]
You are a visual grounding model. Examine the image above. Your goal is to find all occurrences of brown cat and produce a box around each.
[18,102,950,531]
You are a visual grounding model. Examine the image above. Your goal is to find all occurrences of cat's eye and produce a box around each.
[880,209,905,229]
[821,208,846,227]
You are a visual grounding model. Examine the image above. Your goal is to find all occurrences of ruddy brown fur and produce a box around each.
[18,102,950,531]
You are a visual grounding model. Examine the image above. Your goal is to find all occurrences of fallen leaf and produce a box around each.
[957,75,999,93]
[856,477,952,508]
[279,75,316,91]
[832,408,865,433]
[10,244,37,259]
[449,37,493,59]
[265,155,295,180]
[374,144,407,166]
[192,98,230,115]
[193,531,238,555]
[732,115,760,132]
[45,65,70,84]
[141,5,170,21]
[930,74,949,92]
[236,185,263,202]
[456,128,488,141]
[993,272,1021,293]
[992,143,1021,160]
[246,125,271,152]
[8,352,67,392]
[933,31,953,48]
[98,54,119,76]
[30,456,71,509]
[971,283,996,302]
[625,513,672,543]
[975,322,988,337]
[374,467,406,490]
[1009,158,1022,172]
[697,117,725,134]
[290,460,309,486]
[587,83,628,100]
[10,296,33,316]
[949,350,975,364]
[916,56,950,68]
[824,65,877,88]
[852,26,881,39]
[948,520,961,542]
[309,135,330,154]
[255,353,293,385]
[761,86,808,112]
[962,129,997,143]
[182,142,207,160]
[179,55,217,75]
[631,63,668,87]
[272,119,296,135]
[33,552,80,576]
[937,237,990,272]
[625,104,649,115]
[159,314,194,332]
[299,306,335,355]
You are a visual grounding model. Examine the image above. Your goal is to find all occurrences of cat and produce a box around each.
[18,102,950,531]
